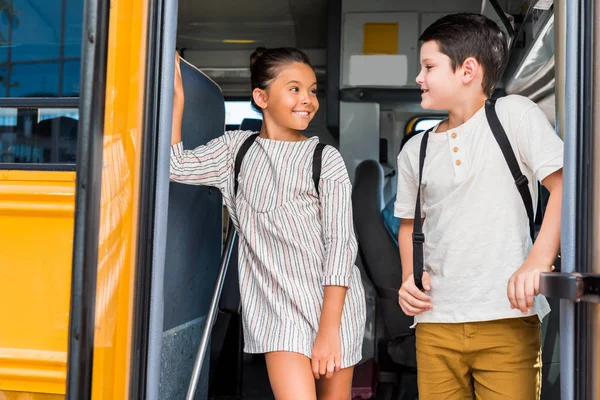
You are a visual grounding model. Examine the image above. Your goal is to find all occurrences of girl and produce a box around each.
[170,47,366,399]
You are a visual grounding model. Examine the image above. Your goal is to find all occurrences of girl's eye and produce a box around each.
[425,66,433,70]
[310,88,317,94]
[290,87,299,92]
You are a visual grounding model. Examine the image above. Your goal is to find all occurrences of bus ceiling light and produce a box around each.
[222,39,256,44]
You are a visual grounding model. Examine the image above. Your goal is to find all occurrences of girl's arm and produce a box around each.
[172,52,183,145]
[311,146,357,378]
[169,52,232,189]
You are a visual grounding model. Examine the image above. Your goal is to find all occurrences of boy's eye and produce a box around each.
[425,66,433,70]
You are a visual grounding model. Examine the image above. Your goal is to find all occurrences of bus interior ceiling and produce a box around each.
[166,1,559,399]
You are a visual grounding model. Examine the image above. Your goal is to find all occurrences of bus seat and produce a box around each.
[159,58,225,399]
[352,160,416,370]
[239,118,262,132]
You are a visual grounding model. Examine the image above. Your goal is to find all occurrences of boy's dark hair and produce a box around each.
[420,13,508,97]
[250,47,313,113]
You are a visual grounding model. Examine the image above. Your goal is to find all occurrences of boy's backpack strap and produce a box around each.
[412,128,434,291]
[485,99,535,241]
[313,143,327,195]
[234,133,260,196]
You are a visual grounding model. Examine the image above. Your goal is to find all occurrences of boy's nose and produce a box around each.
[415,72,424,85]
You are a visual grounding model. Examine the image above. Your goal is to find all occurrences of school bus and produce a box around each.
[0,0,598,399]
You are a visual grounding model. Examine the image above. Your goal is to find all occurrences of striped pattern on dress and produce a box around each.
[170,130,366,368]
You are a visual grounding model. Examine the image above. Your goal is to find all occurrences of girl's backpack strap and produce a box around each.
[313,143,327,195]
[234,133,260,196]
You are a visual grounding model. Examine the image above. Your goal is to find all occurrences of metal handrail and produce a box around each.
[186,220,238,400]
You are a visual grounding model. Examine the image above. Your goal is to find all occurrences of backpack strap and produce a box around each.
[234,133,260,196]
[485,99,535,241]
[412,128,433,291]
[313,143,327,195]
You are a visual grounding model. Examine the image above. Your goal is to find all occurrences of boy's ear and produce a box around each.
[461,57,481,84]
[252,88,268,111]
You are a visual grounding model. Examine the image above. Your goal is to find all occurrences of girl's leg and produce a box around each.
[264,351,317,400]
[315,366,355,400]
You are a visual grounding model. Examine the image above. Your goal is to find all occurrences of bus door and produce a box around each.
[540,1,600,399]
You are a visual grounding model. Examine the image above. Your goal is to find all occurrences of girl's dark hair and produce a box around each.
[420,13,508,97]
[250,47,313,113]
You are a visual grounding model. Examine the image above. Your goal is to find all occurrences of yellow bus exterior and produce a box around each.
[0,0,149,398]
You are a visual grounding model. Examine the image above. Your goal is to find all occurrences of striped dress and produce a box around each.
[170,130,366,368]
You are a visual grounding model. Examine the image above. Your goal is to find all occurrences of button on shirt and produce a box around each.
[394,95,563,325]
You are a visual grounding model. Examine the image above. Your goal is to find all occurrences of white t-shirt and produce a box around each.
[394,95,563,325]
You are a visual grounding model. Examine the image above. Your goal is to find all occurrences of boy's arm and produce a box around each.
[508,168,562,312]
[526,169,562,267]
[398,218,432,315]
[399,219,415,283]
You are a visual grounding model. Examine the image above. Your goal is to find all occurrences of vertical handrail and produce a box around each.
[186,220,238,400]
[556,0,578,399]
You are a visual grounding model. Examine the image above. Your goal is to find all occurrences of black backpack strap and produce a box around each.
[412,128,433,291]
[485,99,535,241]
[234,133,260,196]
[313,143,327,195]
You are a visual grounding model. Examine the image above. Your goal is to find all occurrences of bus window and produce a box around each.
[0,106,78,164]
[4,0,82,97]
[225,100,262,129]
[0,0,83,167]
[414,118,443,132]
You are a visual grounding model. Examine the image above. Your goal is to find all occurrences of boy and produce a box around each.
[394,13,563,399]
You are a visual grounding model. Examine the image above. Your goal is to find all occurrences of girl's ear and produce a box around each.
[252,88,268,111]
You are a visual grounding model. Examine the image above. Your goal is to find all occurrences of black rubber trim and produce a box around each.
[65,0,110,397]
[0,97,79,107]
[0,163,75,171]
[128,0,162,397]
[574,1,595,399]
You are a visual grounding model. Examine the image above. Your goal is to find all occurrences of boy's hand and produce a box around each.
[398,272,433,316]
[508,263,554,313]
[311,327,341,380]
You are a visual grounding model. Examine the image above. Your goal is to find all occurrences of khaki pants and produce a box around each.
[415,316,542,400]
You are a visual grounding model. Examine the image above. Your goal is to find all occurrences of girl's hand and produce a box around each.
[174,52,184,110]
[311,327,341,379]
